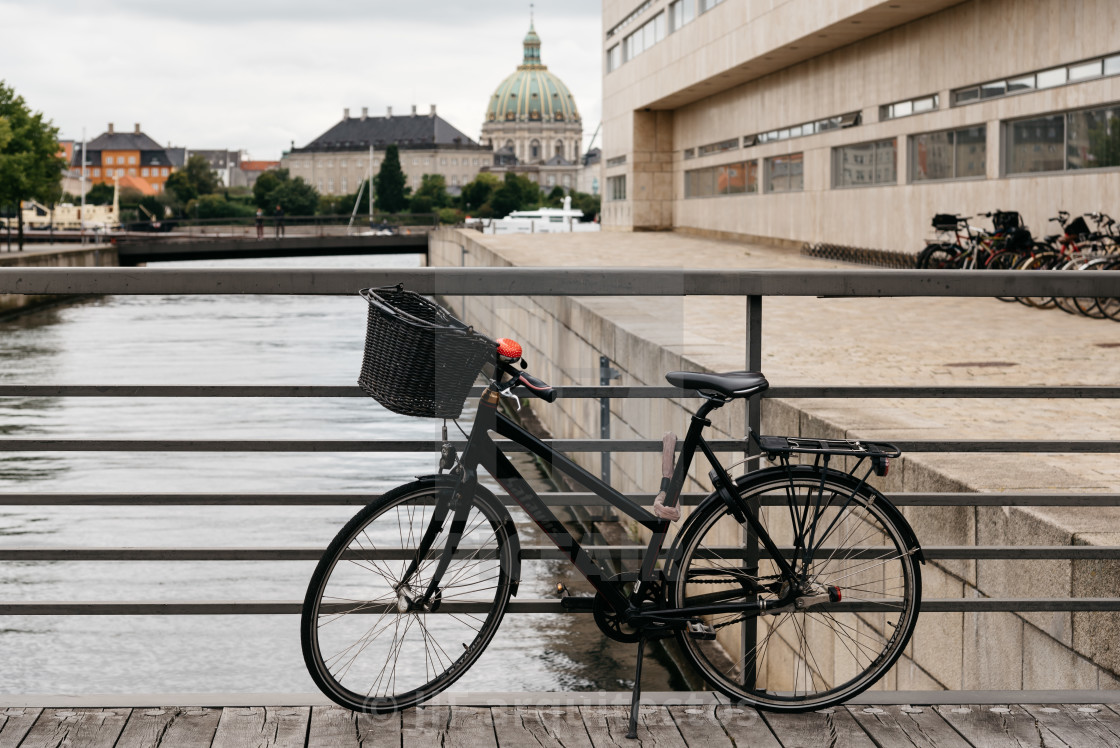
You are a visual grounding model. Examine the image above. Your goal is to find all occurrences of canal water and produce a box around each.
[0,253,677,696]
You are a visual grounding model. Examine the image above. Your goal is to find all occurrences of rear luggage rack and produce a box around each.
[755,434,901,478]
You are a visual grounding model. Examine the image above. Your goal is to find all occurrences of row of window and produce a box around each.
[680,101,1120,197]
[104,155,137,166]
[607,175,627,201]
[81,167,169,179]
[606,0,724,73]
[953,51,1120,107]
[880,94,939,121]
[685,112,861,159]
[291,157,484,170]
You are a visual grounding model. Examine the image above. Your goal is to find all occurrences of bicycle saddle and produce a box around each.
[665,371,769,398]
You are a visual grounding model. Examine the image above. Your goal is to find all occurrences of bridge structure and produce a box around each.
[0,266,1117,747]
[115,233,429,265]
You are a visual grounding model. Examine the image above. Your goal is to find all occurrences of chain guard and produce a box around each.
[592,578,663,643]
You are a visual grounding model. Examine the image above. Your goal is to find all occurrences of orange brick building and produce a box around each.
[71,123,177,194]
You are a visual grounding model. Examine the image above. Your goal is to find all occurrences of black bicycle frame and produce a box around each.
[406,385,799,620]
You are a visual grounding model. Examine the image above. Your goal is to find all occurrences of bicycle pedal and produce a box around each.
[687,620,717,640]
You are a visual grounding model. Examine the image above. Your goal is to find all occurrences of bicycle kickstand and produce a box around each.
[626,637,646,740]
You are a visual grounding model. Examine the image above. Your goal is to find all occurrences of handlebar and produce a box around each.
[514,371,558,403]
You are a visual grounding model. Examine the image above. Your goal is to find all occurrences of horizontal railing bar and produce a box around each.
[2,598,1119,614]
[0,491,1118,507]
[2,545,1117,561]
[2,267,1118,297]
[2,384,1120,399]
[0,438,1117,453]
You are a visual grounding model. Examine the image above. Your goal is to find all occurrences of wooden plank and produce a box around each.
[1023,704,1120,747]
[491,706,593,748]
[665,705,735,748]
[763,707,877,748]
[710,706,782,748]
[0,708,42,748]
[210,706,310,748]
[936,704,1060,747]
[401,706,497,748]
[114,707,220,748]
[305,706,400,748]
[579,706,686,748]
[17,708,129,748]
[848,705,972,748]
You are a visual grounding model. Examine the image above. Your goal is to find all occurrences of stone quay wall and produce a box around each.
[429,226,1120,694]
[0,245,119,316]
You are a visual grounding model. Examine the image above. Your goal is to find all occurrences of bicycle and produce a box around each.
[301,286,925,735]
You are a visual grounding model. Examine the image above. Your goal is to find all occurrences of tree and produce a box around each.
[410,173,451,214]
[268,176,319,216]
[165,153,219,205]
[458,172,499,213]
[252,168,286,209]
[85,182,115,205]
[0,81,65,250]
[375,145,408,213]
[489,172,540,217]
[568,190,601,221]
[545,186,565,207]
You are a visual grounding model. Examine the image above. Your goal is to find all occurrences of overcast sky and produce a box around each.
[1,0,602,160]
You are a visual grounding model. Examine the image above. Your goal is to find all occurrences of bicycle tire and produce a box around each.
[1072,255,1112,319]
[915,243,960,270]
[302,476,516,713]
[984,250,1026,302]
[1096,255,1120,321]
[667,466,921,712]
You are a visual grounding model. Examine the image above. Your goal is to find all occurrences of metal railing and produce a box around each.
[0,268,1118,673]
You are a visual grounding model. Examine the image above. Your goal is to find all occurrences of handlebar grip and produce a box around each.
[518,372,558,403]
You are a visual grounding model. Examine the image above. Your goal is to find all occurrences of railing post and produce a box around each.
[743,294,762,690]
[599,355,620,483]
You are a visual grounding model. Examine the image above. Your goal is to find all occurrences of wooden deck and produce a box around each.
[4,700,1120,747]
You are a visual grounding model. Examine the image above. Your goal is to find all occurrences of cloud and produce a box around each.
[1,1,602,159]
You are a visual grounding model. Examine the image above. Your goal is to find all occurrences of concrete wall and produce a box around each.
[602,0,1120,251]
[0,245,119,316]
[429,226,1120,693]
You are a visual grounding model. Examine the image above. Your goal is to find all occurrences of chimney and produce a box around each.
[411,104,417,116]
[430,104,436,117]
[361,107,368,121]
[108,123,114,134]
[387,105,392,117]
[344,108,350,119]
[134,123,141,134]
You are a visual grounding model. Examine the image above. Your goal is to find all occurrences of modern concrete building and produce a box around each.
[480,22,584,192]
[601,0,1120,251]
[283,106,490,195]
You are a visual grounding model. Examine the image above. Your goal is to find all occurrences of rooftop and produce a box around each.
[293,107,481,153]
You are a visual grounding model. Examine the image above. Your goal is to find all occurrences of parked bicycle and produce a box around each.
[300,286,924,734]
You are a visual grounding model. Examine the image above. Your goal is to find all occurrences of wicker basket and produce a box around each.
[358,286,496,419]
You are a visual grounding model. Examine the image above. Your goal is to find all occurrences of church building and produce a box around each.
[480,21,583,193]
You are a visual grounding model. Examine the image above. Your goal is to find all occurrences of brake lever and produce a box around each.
[499,383,522,411]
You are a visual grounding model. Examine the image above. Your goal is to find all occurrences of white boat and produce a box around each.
[469,196,600,234]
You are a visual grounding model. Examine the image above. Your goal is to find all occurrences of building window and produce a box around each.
[340,160,347,168]
[833,139,896,188]
[881,94,939,121]
[607,45,622,73]
[764,153,803,193]
[105,156,113,165]
[341,178,347,192]
[749,112,860,147]
[530,140,540,159]
[424,158,430,166]
[1006,103,1120,175]
[161,168,168,176]
[622,11,665,63]
[685,160,757,198]
[451,158,458,166]
[563,175,571,187]
[606,155,626,168]
[547,175,556,187]
[555,140,564,158]
[683,148,695,160]
[413,159,419,165]
[607,175,627,201]
[451,176,459,187]
[128,156,136,165]
[669,0,695,32]
[440,158,447,166]
[128,168,136,176]
[953,52,1120,106]
[697,138,738,157]
[473,158,480,166]
[910,125,986,182]
[92,168,100,177]
[141,167,149,177]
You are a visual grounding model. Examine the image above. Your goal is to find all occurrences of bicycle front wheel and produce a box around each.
[669,467,921,712]
[302,476,516,713]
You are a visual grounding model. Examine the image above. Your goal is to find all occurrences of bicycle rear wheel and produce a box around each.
[668,466,921,712]
[302,476,516,713]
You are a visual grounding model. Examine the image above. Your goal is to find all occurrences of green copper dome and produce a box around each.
[486,23,580,124]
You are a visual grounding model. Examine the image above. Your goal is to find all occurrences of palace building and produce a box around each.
[600,0,1120,251]
[282,105,490,195]
[480,21,583,192]
[70,123,175,195]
